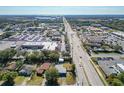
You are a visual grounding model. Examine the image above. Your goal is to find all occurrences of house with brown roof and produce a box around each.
[5,62,17,71]
[36,62,51,76]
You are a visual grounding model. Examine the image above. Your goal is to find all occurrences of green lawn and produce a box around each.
[14,76,26,85]
[27,76,43,85]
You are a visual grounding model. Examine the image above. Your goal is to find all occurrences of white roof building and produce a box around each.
[55,64,66,74]
[117,64,124,72]
[21,41,58,51]
[42,42,58,51]
[112,31,124,38]
[22,42,42,46]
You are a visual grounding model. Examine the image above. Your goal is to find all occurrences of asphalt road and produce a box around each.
[63,17,104,86]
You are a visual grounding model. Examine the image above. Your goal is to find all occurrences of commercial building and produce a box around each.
[21,42,43,49]
[116,64,124,72]
[42,42,58,51]
[98,60,118,77]
[112,31,124,39]
[21,41,59,51]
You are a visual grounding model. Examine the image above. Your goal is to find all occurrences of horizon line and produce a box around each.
[0,14,124,15]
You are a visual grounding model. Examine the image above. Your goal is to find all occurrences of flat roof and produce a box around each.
[42,42,58,50]
[112,31,124,37]
[117,64,124,71]
[55,64,66,73]
[21,64,34,71]
[88,26,102,31]
[98,61,117,76]
[22,41,58,50]
[22,42,42,46]
[59,58,64,62]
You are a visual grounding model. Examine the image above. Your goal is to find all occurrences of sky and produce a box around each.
[0,6,124,15]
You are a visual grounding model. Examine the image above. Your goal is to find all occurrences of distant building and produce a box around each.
[27,27,43,32]
[112,31,124,39]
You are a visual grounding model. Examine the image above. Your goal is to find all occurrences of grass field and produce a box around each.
[14,76,26,85]
[27,75,43,85]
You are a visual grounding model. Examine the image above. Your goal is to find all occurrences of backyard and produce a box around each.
[14,76,27,85]
[27,75,43,85]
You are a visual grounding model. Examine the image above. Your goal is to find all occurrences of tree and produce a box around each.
[91,57,98,64]
[42,50,51,58]
[107,74,117,85]
[16,61,23,70]
[62,51,70,57]
[0,32,14,39]
[16,51,27,57]
[117,72,124,83]
[45,67,59,86]
[0,48,17,63]
[111,78,124,86]
[1,71,18,86]
[48,51,59,62]
[25,53,37,63]
[114,45,123,52]
[2,71,18,81]
[33,51,44,61]
[64,57,72,63]
[25,51,44,64]
[66,72,75,85]
[3,75,15,86]
[64,63,76,76]
[72,64,76,75]
[107,73,124,86]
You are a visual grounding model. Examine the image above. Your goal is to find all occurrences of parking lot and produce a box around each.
[5,33,44,42]
[0,41,14,50]
[91,52,124,59]
[0,41,25,51]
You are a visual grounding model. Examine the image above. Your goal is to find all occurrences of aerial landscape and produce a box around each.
[0,6,124,86]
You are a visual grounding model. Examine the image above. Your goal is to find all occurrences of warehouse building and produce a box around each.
[21,42,43,49]
[116,64,124,72]
[21,41,59,51]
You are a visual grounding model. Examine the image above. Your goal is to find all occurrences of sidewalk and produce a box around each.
[41,78,46,86]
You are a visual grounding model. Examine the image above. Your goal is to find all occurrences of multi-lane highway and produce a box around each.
[63,17,104,86]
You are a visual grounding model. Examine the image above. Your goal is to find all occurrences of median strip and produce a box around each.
[76,32,108,86]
